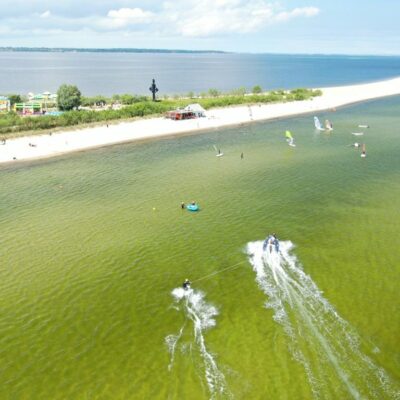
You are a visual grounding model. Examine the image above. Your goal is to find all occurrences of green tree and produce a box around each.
[57,84,82,111]
[120,94,135,105]
[92,95,108,106]
[208,88,220,97]
[81,96,109,107]
[252,85,262,94]
[230,87,247,96]
[7,94,23,106]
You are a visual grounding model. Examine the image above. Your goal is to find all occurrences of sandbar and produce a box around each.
[1,77,400,164]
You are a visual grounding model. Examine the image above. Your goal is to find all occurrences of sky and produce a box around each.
[0,0,399,55]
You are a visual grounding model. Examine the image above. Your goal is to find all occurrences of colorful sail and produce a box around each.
[285,130,293,139]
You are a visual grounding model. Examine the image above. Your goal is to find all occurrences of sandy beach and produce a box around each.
[1,77,400,164]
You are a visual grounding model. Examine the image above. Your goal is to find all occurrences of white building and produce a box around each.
[184,103,206,117]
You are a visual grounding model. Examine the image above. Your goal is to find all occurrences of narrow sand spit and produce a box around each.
[1,77,400,164]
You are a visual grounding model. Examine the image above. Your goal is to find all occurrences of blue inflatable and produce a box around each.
[187,204,199,212]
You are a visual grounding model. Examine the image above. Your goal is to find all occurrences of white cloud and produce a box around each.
[40,10,51,19]
[275,7,319,22]
[107,8,152,20]
[160,0,320,37]
[104,7,154,28]
[0,1,320,40]
[98,1,319,36]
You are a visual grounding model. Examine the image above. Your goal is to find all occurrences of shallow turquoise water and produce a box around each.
[0,96,399,399]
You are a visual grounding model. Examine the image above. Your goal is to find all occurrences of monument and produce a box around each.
[149,79,159,102]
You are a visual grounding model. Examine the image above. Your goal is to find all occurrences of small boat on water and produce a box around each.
[263,234,280,253]
[358,124,369,128]
[352,132,364,136]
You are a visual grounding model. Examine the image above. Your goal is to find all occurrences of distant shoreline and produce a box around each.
[1,48,400,57]
[0,47,227,54]
[1,77,400,165]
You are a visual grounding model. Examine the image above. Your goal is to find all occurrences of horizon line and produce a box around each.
[1,46,400,57]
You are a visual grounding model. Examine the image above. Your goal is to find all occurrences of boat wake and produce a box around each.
[246,240,399,400]
[166,288,231,399]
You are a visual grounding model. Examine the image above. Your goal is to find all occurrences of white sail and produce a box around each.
[213,145,224,157]
[314,116,324,131]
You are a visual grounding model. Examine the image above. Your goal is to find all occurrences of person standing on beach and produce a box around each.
[181,202,185,209]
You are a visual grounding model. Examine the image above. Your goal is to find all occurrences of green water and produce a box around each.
[0,97,399,400]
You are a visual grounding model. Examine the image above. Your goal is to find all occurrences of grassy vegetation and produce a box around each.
[0,88,322,136]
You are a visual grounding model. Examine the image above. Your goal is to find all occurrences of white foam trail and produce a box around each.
[166,287,231,399]
[165,324,185,371]
[246,240,399,400]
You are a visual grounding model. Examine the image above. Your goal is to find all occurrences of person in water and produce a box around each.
[181,202,185,209]
[183,279,191,290]
[191,201,196,206]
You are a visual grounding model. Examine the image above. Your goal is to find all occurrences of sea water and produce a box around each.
[0,52,400,95]
[0,96,399,399]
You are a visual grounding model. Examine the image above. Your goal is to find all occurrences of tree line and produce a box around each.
[0,84,322,135]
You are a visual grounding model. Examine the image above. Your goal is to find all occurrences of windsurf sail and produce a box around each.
[314,116,324,131]
[213,145,223,156]
[325,119,333,130]
[285,131,295,146]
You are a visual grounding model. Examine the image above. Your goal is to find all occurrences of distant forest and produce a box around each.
[0,47,227,54]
